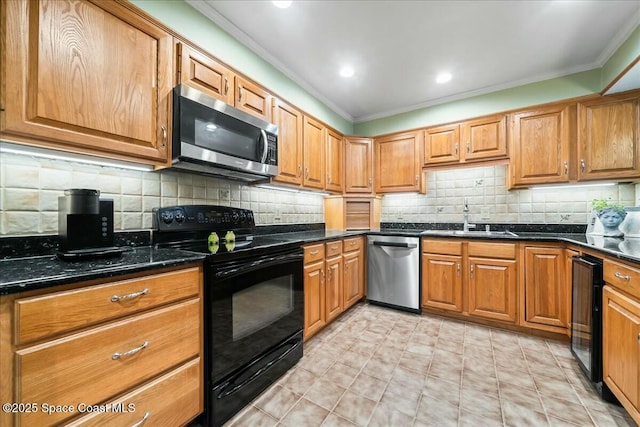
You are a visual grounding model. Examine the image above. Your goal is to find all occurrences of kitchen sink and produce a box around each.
[421,230,518,237]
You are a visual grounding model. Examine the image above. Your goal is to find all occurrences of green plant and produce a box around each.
[591,197,626,214]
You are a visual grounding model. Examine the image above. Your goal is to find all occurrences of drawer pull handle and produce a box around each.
[614,272,631,281]
[132,412,150,427]
[112,341,149,360]
[310,250,320,255]
[111,288,149,302]
[350,242,356,246]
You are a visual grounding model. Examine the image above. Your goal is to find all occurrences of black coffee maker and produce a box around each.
[57,189,122,260]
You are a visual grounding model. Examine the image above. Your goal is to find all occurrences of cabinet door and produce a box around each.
[177,42,234,104]
[524,247,567,328]
[271,99,303,185]
[461,114,507,161]
[374,131,423,193]
[468,257,517,323]
[343,249,363,310]
[603,285,640,423]
[424,124,460,165]
[3,0,172,164]
[325,129,344,193]
[304,261,326,340]
[578,95,640,181]
[510,105,571,187]
[422,253,463,312]
[344,137,373,193]
[235,76,272,122]
[303,116,326,190]
[325,256,343,322]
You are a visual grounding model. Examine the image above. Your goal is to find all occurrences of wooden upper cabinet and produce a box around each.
[235,76,273,123]
[374,130,423,193]
[2,0,173,164]
[325,129,344,193]
[423,115,506,166]
[176,42,234,104]
[424,124,460,164]
[303,115,326,189]
[509,104,572,187]
[271,98,303,185]
[578,94,640,181]
[462,114,507,161]
[345,137,374,193]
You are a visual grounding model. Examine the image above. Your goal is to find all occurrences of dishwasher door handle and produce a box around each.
[372,241,417,249]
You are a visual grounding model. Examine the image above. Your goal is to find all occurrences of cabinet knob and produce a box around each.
[564,161,568,176]
[368,177,372,186]
[457,263,460,276]
[415,175,419,185]
[111,288,149,303]
[161,126,167,148]
[454,143,459,155]
[580,159,586,173]
[305,167,310,179]
[298,165,303,177]
[224,76,229,95]
[466,141,471,153]
[470,264,474,278]
[238,85,243,104]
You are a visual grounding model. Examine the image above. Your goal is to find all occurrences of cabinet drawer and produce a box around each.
[422,239,462,255]
[343,236,363,253]
[66,358,202,426]
[16,299,200,426]
[468,242,516,259]
[604,259,640,299]
[304,243,325,264]
[325,240,343,257]
[15,266,201,345]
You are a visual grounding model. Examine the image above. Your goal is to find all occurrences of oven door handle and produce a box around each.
[216,335,302,399]
[215,252,303,279]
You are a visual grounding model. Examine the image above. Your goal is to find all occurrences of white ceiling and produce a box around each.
[187,1,640,123]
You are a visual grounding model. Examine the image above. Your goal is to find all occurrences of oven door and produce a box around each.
[206,248,303,383]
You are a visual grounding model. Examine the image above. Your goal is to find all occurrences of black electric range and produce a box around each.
[152,205,304,427]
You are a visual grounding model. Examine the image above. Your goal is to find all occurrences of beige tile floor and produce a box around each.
[224,303,636,427]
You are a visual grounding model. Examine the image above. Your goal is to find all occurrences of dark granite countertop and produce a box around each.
[0,247,205,296]
[4,223,640,297]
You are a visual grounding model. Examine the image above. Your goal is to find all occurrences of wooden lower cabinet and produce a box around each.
[522,246,568,331]
[603,285,640,425]
[343,237,365,310]
[325,254,344,323]
[468,257,517,322]
[303,258,326,340]
[0,265,204,427]
[422,253,463,312]
[303,237,364,340]
[422,239,517,324]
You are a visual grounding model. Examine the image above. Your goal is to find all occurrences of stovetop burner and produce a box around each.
[152,205,301,261]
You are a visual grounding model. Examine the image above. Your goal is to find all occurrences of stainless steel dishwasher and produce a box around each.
[367,235,420,313]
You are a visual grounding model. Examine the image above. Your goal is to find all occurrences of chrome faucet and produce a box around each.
[463,197,476,232]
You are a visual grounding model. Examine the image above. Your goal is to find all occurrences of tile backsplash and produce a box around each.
[381,165,636,224]
[0,151,324,235]
[2,150,638,236]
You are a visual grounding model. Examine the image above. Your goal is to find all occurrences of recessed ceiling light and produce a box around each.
[436,72,452,84]
[340,66,355,78]
[272,1,292,8]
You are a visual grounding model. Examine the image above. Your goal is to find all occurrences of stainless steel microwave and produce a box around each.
[171,85,278,183]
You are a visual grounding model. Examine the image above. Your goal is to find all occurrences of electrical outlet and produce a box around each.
[481,207,491,220]
[274,207,282,221]
[396,209,404,220]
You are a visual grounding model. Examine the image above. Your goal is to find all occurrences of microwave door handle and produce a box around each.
[260,129,269,163]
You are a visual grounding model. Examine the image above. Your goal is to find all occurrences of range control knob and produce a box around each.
[174,210,186,223]
[161,211,174,224]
